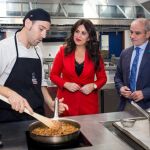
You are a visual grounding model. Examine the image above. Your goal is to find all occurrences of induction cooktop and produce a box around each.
[26,131,92,150]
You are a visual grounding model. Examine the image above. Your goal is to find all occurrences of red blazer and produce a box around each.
[50,46,107,116]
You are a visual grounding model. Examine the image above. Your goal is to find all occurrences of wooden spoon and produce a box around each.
[0,94,56,128]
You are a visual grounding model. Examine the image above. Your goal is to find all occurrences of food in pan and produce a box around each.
[31,120,79,136]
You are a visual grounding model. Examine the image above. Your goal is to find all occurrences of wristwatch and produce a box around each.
[93,83,97,89]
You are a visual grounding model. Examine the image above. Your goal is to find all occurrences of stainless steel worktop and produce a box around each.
[114,119,150,149]
[0,112,142,150]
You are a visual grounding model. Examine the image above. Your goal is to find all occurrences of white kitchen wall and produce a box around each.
[124,30,132,48]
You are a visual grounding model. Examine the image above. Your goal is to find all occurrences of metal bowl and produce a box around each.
[121,119,136,128]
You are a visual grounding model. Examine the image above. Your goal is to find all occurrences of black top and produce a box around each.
[75,60,84,76]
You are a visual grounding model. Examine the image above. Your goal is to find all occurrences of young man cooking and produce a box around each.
[0,8,68,122]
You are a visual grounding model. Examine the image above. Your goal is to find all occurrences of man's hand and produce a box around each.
[8,93,33,114]
[49,98,68,114]
[58,98,69,114]
[120,86,132,98]
[130,90,144,102]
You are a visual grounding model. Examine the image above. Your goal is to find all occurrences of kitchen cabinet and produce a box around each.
[100,70,119,113]
[100,88,120,113]
[44,86,58,117]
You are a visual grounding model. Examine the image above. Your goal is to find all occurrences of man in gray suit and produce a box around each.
[114,18,150,111]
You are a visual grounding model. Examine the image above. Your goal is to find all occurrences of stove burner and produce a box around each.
[26,131,92,150]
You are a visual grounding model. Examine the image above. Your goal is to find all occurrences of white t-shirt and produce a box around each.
[0,36,47,86]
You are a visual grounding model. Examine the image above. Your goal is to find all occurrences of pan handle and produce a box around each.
[53,98,59,119]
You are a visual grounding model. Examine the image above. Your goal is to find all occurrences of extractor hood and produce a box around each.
[0,0,150,32]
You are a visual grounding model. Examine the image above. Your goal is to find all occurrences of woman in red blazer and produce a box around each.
[50,19,107,116]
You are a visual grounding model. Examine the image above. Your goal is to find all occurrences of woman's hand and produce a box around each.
[80,83,95,95]
[64,82,80,92]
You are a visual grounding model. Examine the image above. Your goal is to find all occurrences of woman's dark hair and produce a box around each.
[64,19,101,71]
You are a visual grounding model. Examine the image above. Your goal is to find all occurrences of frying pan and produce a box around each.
[28,99,81,144]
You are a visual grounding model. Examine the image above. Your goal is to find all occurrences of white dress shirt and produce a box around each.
[130,40,149,82]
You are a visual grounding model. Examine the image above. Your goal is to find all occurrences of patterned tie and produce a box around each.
[129,47,140,92]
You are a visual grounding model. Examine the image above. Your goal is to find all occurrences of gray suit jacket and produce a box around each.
[114,41,150,110]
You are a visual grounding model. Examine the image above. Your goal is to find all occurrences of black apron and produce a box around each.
[0,31,44,122]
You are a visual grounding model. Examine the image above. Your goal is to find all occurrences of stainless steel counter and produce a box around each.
[0,112,141,150]
[114,119,150,149]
